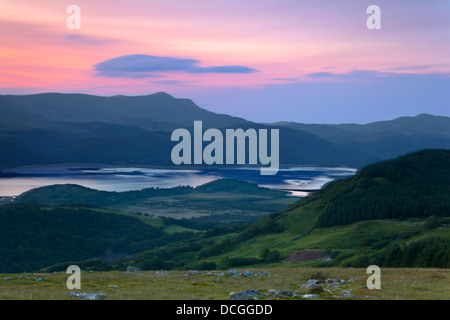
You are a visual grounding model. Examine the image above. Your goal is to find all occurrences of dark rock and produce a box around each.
[229,290,265,300]
[277,290,293,297]
[268,289,278,296]
[226,270,241,277]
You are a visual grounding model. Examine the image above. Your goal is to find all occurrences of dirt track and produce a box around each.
[284,250,328,262]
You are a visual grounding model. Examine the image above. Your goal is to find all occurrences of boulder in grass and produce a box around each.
[229,290,265,300]
[126,266,141,272]
[68,292,106,300]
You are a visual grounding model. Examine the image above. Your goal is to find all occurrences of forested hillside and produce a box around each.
[0,204,182,273]
[316,149,450,227]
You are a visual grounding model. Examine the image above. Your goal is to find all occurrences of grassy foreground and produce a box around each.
[1,267,448,300]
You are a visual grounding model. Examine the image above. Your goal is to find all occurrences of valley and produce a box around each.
[1,149,448,280]
[1,93,449,300]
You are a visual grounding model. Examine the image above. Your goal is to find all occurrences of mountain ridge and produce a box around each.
[1,92,450,169]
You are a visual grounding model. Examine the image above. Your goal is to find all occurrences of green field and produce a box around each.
[1,267,448,300]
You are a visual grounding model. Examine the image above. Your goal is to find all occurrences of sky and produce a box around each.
[0,0,449,123]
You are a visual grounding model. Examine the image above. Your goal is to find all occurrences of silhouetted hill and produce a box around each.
[0,92,346,168]
[334,113,450,138]
[0,92,246,130]
[274,114,450,164]
[1,92,450,168]
[276,114,450,139]
[15,182,195,207]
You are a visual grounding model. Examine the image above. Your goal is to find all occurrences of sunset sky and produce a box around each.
[1,0,449,123]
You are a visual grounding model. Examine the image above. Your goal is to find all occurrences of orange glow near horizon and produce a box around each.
[0,0,449,97]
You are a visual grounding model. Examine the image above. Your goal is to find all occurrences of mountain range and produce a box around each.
[1,92,450,169]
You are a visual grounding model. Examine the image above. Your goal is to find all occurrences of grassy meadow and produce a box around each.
[1,267,448,300]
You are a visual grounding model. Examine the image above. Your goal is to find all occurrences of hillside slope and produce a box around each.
[0,203,169,273]
[316,149,450,227]
[120,149,450,270]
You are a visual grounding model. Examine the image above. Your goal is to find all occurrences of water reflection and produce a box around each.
[0,166,356,197]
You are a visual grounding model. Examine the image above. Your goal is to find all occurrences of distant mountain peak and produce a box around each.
[151,91,174,98]
[415,113,435,118]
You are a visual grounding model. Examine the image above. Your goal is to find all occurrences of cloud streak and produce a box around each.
[306,70,385,81]
[386,64,448,72]
[63,34,118,45]
[94,54,258,78]
[305,69,450,84]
